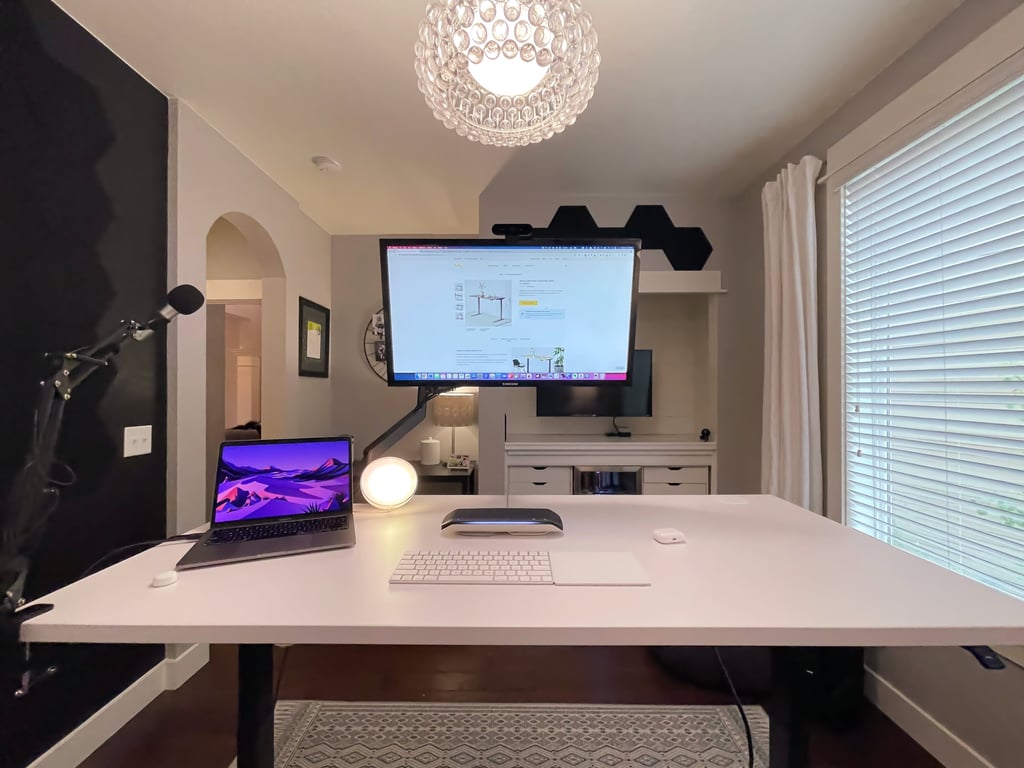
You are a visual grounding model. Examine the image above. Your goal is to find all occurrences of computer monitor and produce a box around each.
[380,239,640,387]
[535,349,653,417]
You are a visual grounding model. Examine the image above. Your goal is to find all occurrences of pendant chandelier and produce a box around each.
[414,0,600,147]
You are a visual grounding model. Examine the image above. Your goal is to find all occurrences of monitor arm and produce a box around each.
[359,385,453,467]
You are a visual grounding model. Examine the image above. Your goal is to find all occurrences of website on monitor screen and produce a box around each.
[384,243,636,383]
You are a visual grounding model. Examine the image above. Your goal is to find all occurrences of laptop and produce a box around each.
[176,436,356,571]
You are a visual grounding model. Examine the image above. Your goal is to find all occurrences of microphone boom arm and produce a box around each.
[1,311,182,697]
[49,319,147,401]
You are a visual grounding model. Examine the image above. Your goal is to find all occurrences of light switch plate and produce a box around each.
[124,425,153,457]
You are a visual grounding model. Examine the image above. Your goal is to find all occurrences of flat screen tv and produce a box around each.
[380,239,640,387]
[535,349,653,417]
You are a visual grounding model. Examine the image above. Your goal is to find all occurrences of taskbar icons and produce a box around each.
[410,371,617,381]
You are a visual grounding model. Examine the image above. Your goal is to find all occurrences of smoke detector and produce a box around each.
[311,155,342,174]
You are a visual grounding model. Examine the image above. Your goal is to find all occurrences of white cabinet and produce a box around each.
[505,435,716,496]
[642,465,710,495]
[642,466,708,484]
[507,466,573,495]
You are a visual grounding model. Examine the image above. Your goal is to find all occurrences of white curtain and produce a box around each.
[761,155,823,514]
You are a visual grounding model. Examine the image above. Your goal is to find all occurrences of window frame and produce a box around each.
[824,6,1024,665]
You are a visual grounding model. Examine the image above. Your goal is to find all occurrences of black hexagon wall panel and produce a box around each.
[497,205,712,270]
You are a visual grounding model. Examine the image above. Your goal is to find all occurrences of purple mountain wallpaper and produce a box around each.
[214,440,351,523]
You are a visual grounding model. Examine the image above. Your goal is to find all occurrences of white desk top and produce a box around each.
[23,495,1024,647]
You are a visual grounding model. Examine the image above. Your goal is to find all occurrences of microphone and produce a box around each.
[61,284,206,387]
[132,284,205,341]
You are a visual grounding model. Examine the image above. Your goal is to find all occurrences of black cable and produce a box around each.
[713,647,754,768]
[80,534,202,579]
[606,416,630,437]
[274,645,291,705]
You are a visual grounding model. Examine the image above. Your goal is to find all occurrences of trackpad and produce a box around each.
[549,551,650,586]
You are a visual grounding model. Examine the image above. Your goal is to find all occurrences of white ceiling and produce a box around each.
[56,0,963,235]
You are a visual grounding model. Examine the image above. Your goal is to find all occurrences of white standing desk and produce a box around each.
[22,494,1024,768]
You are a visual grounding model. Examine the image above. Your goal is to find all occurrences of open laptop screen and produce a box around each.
[213,438,352,524]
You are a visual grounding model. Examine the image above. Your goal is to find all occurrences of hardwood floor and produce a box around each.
[81,645,942,768]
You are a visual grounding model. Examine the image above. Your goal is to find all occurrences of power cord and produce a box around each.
[80,534,202,579]
[605,416,631,437]
[713,647,754,768]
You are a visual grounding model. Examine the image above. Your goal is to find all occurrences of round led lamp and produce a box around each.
[360,457,418,510]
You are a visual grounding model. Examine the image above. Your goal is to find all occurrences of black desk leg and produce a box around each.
[768,647,814,768]
[237,644,275,768]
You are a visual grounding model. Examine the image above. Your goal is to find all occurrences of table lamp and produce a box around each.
[432,391,476,468]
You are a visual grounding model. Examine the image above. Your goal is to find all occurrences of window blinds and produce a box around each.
[842,72,1024,600]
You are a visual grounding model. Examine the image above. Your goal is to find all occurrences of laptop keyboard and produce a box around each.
[206,515,348,545]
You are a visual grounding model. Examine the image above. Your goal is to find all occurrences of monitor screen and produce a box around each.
[536,349,653,417]
[380,239,640,386]
[212,438,352,523]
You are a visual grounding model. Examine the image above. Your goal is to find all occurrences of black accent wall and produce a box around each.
[1,1,169,764]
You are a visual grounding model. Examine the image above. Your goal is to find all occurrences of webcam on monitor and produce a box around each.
[491,223,534,238]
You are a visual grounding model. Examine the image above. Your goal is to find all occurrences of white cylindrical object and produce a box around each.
[420,438,441,466]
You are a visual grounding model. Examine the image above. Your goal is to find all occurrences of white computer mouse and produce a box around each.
[652,528,686,544]
[151,571,178,588]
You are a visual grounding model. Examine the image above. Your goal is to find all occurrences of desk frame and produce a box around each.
[232,643,812,768]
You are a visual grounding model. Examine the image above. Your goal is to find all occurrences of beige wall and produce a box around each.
[224,303,262,427]
[205,305,226,514]
[732,2,1024,766]
[206,217,265,279]
[168,101,333,533]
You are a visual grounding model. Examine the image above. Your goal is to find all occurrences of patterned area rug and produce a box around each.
[273,701,769,768]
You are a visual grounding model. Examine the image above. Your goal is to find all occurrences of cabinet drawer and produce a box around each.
[642,481,708,495]
[508,466,572,486]
[643,466,708,484]
[508,480,570,496]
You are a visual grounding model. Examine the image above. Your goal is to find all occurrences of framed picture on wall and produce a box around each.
[298,297,330,377]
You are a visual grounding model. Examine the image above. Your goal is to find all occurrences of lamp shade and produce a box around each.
[432,392,477,427]
[360,457,418,510]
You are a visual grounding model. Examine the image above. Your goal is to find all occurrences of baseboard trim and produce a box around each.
[165,642,209,690]
[27,643,209,768]
[864,667,995,768]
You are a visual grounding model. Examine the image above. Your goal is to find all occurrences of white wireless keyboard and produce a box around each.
[390,550,554,584]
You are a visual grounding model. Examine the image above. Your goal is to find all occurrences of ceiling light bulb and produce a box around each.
[415,0,601,147]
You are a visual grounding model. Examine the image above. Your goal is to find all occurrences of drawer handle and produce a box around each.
[532,481,547,486]
[667,482,682,487]
[532,466,548,470]
[666,467,683,471]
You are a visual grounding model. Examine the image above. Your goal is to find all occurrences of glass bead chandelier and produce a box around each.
[414,0,600,147]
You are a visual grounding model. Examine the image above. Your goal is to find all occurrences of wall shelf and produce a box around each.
[638,270,724,294]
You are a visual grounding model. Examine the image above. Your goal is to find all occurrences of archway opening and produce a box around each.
[205,213,286,502]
